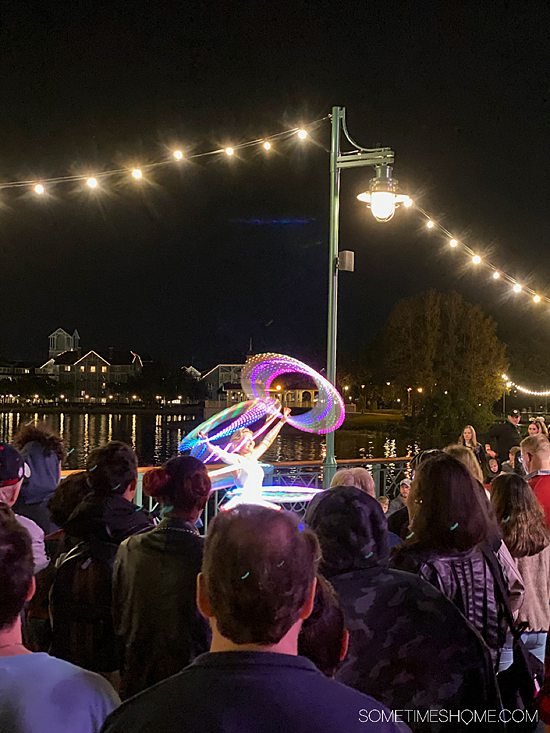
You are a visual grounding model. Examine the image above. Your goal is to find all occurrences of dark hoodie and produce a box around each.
[308,487,502,733]
[64,493,153,546]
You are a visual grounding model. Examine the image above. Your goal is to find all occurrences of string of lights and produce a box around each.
[0,116,328,195]
[413,204,548,307]
[500,374,550,397]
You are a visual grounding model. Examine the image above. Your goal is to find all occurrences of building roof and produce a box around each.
[52,350,81,365]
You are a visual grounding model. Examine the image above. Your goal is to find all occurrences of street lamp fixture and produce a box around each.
[324,106,411,486]
[417,387,423,393]
[357,165,412,222]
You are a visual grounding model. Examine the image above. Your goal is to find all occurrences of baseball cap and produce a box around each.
[400,478,411,487]
[0,443,31,487]
[508,409,520,417]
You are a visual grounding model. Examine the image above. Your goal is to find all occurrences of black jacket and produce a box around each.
[113,516,210,699]
[486,421,521,463]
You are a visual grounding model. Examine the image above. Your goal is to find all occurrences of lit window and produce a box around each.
[80,366,85,372]
[101,366,107,373]
[65,366,71,372]
[90,366,96,373]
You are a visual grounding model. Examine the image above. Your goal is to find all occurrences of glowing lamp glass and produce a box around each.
[492,271,501,280]
[369,191,396,222]
[297,129,308,140]
[449,238,458,248]
[472,255,482,265]
[225,147,234,157]
[426,220,435,229]
[173,149,183,161]
[131,168,143,180]
[262,141,271,151]
[512,283,522,293]
[86,177,98,189]
[34,183,45,195]
[533,294,541,303]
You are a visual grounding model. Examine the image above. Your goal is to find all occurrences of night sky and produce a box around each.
[1,2,549,377]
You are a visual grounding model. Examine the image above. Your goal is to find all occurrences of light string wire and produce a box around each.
[0,116,329,192]
[415,205,548,305]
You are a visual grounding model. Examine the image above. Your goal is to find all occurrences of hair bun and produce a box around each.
[143,468,171,498]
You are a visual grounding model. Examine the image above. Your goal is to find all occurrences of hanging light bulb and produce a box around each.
[512,283,522,293]
[403,197,413,208]
[131,168,143,180]
[472,255,481,265]
[33,183,45,195]
[262,141,271,151]
[356,165,411,222]
[426,220,435,229]
[172,150,184,161]
[449,238,458,248]
[297,129,308,140]
[533,294,542,303]
[492,271,501,280]
[86,177,98,189]
[225,147,235,157]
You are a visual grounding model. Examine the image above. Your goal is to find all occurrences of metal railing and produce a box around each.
[60,455,411,534]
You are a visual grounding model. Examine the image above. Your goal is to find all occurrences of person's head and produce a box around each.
[298,575,348,677]
[528,418,549,437]
[229,429,255,456]
[307,486,389,577]
[85,441,138,500]
[47,471,90,527]
[0,443,30,507]
[12,421,65,461]
[377,496,389,513]
[143,456,211,520]
[507,410,521,426]
[198,505,319,647]
[330,467,375,497]
[399,479,411,500]
[409,453,498,552]
[509,446,521,466]
[461,425,477,446]
[521,434,550,474]
[443,444,484,484]
[0,504,34,631]
[487,458,499,474]
[490,472,550,557]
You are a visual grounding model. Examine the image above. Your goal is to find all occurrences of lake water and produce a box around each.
[0,410,420,469]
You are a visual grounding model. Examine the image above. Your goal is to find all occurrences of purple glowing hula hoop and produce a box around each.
[241,353,345,434]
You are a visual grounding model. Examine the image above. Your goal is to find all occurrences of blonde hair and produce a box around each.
[444,444,484,484]
[521,433,550,457]
[330,467,375,497]
[459,425,479,447]
[229,428,253,446]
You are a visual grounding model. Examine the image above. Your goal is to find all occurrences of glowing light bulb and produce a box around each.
[426,220,435,229]
[403,197,413,208]
[225,147,234,157]
[34,183,45,195]
[131,168,143,180]
[369,192,396,222]
[472,255,481,265]
[449,238,458,248]
[262,141,271,151]
[86,177,98,189]
[492,271,501,280]
[512,283,522,293]
[173,149,184,161]
[533,294,541,303]
[297,129,308,140]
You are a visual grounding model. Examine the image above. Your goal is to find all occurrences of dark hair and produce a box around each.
[85,441,138,497]
[0,504,33,629]
[298,575,345,677]
[13,422,65,461]
[203,506,319,645]
[143,456,211,515]
[48,471,90,527]
[408,453,497,552]
[491,473,550,557]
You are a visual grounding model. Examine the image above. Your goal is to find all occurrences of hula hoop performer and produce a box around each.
[199,407,291,510]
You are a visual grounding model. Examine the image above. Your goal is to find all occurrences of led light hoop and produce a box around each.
[180,398,277,461]
[241,353,345,434]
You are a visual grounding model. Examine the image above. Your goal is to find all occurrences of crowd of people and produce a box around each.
[0,414,550,731]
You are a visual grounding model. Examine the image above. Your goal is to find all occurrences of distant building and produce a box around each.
[48,328,80,359]
[0,360,33,378]
[39,330,142,398]
[202,364,245,401]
